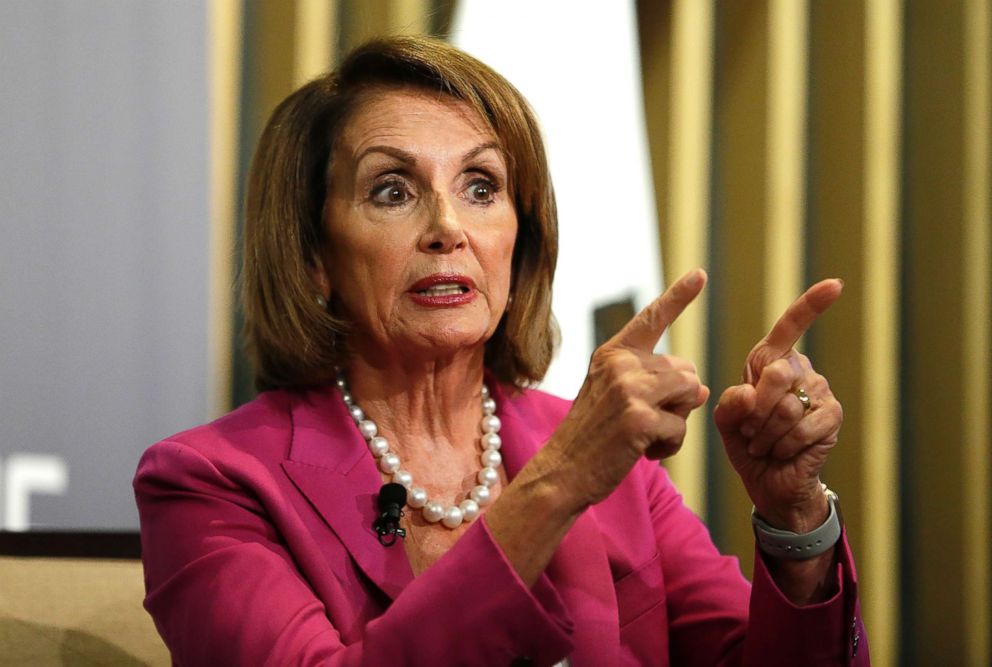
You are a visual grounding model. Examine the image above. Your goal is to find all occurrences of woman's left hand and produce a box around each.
[714,279,844,533]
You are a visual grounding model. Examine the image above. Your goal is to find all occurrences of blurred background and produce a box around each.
[0,1,988,665]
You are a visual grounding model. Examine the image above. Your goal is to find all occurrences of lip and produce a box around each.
[409,273,477,292]
[407,273,477,307]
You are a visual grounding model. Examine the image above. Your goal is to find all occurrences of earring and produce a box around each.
[316,295,327,308]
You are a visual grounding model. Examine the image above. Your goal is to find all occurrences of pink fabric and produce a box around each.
[134,381,869,666]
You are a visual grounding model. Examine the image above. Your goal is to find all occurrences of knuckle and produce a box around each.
[669,417,688,441]
[790,420,813,444]
[664,356,696,375]
[769,358,795,381]
[678,369,700,388]
[772,443,798,461]
[612,375,642,404]
[589,346,608,366]
[775,399,797,421]
[622,403,657,433]
[827,399,844,424]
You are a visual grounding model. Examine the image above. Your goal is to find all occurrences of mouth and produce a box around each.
[407,273,477,306]
[408,274,476,296]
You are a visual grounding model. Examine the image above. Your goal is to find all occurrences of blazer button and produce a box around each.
[510,658,535,667]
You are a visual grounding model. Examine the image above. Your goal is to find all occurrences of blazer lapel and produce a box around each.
[280,381,621,664]
[281,387,413,601]
[497,385,621,666]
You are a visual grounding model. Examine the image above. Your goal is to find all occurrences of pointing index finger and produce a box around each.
[761,278,843,356]
[610,269,707,351]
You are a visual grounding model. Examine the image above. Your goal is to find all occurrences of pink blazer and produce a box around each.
[134,381,869,666]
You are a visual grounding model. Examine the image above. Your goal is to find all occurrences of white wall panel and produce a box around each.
[0,2,210,529]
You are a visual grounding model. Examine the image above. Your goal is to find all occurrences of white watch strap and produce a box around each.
[751,491,842,560]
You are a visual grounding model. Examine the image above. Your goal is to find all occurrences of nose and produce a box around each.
[419,193,467,254]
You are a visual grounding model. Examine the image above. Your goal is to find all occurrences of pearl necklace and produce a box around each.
[336,374,503,530]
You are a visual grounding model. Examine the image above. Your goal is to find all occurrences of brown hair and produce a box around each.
[242,35,559,391]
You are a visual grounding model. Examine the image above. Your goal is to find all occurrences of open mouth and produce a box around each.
[416,283,471,297]
[409,273,477,298]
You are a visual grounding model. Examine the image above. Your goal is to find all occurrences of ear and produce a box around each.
[308,254,332,300]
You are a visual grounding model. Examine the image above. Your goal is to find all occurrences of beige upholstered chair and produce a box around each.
[0,534,169,666]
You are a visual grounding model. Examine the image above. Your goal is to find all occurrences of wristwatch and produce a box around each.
[751,486,842,560]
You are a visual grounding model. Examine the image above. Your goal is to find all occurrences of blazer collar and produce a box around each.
[281,385,414,600]
[281,381,619,662]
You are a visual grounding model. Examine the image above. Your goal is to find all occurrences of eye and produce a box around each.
[465,177,498,204]
[370,178,412,206]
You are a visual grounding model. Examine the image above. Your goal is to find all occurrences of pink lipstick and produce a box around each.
[408,273,477,307]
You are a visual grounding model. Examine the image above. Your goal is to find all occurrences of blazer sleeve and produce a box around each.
[643,462,870,666]
[134,439,575,667]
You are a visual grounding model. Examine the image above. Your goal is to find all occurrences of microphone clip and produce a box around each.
[373,511,407,547]
[374,482,408,547]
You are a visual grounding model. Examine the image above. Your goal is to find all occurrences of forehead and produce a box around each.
[339,89,497,157]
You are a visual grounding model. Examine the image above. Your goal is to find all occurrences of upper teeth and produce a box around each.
[419,283,466,296]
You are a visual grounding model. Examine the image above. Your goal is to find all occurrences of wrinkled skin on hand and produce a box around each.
[714,279,845,532]
[546,269,710,508]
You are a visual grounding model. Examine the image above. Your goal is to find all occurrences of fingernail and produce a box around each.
[741,424,756,439]
[746,443,758,457]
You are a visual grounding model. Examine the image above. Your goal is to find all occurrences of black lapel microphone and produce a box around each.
[373,483,408,547]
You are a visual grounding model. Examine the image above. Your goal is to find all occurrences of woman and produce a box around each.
[135,36,868,666]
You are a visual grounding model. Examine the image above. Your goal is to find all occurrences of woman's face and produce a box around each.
[317,90,518,361]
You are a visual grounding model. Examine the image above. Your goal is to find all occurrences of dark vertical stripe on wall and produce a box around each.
[231,1,256,408]
[708,0,770,574]
[897,8,915,663]
[903,1,968,662]
[231,1,299,408]
[704,0,728,548]
[806,0,868,587]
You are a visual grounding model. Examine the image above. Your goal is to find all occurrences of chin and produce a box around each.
[405,324,493,356]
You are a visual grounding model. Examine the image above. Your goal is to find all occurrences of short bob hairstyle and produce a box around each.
[242,35,559,391]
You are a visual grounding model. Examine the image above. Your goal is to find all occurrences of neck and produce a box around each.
[342,347,487,449]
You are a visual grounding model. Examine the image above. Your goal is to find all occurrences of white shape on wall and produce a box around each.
[451,0,665,399]
[0,454,69,531]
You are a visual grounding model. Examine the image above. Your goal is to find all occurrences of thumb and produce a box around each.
[713,384,757,440]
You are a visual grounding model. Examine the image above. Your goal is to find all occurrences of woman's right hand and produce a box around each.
[544,269,710,509]
[486,269,708,586]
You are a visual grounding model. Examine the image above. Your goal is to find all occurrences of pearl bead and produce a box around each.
[481,432,501,450]
[481,449,502,468]
[379,453,400,474]
[368,436,389,457]
[339,375,499,531]
[478,466,499,487]
[408,487,428,508]
[422,501,444,523]
[460,499,480,521]
[358,419,377,440]
[470,484,492,506]
[442,506,464,529]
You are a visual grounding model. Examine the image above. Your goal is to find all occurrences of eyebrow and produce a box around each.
[460,142,503,165]
[354,141,504,168]
[355,145,417,166]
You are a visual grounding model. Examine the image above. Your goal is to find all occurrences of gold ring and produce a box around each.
[795,388,812,412]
